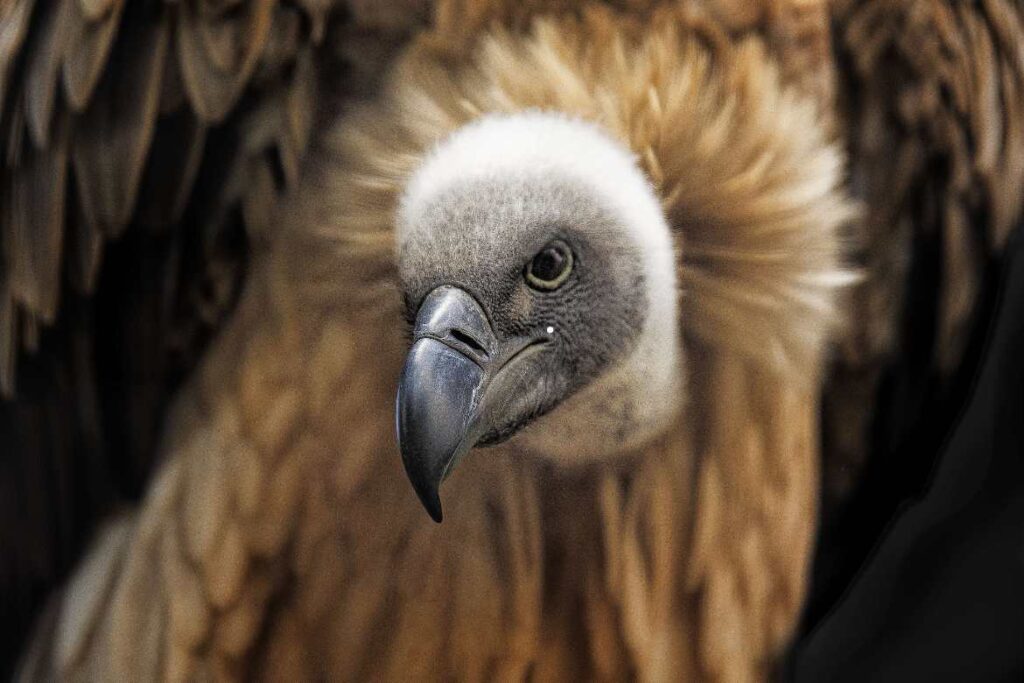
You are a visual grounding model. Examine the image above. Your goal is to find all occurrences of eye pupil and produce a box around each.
[526,240,573,290]
[532,248,565,280]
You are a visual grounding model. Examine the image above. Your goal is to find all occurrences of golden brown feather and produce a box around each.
[19,2,854,680]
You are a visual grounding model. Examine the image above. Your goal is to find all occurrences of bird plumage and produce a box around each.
[821,0,1024,507]
[0,1,422,671]
[17,3,854,679]
[3,0,1022,680]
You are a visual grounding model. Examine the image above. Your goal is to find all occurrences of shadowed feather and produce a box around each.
[71,2,167,239]
[0,1,425,673]
[821,0,1024,505]
[22,0,69,149]
[61,0,123,110]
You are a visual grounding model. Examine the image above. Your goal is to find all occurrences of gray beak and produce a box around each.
[396,286,538,522]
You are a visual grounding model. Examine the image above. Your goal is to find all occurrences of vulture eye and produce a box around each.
[525,240,574,290]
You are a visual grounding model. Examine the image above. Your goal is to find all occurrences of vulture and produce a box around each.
[1,0,1021,680]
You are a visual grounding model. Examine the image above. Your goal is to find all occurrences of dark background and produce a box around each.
[790,228,1024,680]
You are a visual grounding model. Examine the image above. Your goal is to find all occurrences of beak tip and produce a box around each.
[398,439,448,523]
[414,485,444,523]
[427,501,444,524]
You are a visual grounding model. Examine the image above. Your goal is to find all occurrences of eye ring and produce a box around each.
[525,240,574,291]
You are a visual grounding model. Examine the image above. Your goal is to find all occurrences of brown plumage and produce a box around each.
[0,0,428,395]
[21,2,851,679]
[0,1,424,670]
[823,0,1024,504]
[2,0,1022,680]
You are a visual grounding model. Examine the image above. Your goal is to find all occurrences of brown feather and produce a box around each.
[1,3,362,666]
[23,0,71,148]
[297,0,336,42]
[0,0,35,118]
[3,111,68,323]
[157,25,187,115]
[66,180,103,293]
[71,3,167,237]
[0,276,15,395]
[277,46,316,187]
[61,0,123,110]
[257,3,303,78]
[175,0,275,123]
[135,107,207,231]
[76,0,118,23]
[19,307,37,352]
[823,0,1024,505]
[241,156,277,241]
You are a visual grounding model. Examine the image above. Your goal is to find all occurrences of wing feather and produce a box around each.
[813,0,1024,621]
[823,0,1024,501]
[0,276,14,394]
[135,107,207,231]
[66,179,103,293]
[22,0,70,148]
[0,3,427,674]
[70,3,167,238]
[176,0,274,124]
[0,0,35,117]
[61,0,123,110]
[76,0,118,23]
[4,111,68,323]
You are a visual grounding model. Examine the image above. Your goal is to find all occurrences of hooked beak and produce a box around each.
[396,286,542,522]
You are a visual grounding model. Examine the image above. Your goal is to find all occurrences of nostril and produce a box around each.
[449,329,487,356]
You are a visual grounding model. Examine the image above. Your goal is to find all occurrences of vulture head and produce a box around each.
[339,13,858,527]
[395,112,682,520]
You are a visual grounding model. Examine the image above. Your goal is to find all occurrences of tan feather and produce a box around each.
[53,515,132,671]
[213,566,276,658]
[162,527,212,652]
[203,516,249,610]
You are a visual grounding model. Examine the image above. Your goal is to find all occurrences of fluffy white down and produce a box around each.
[399,112,683,463]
